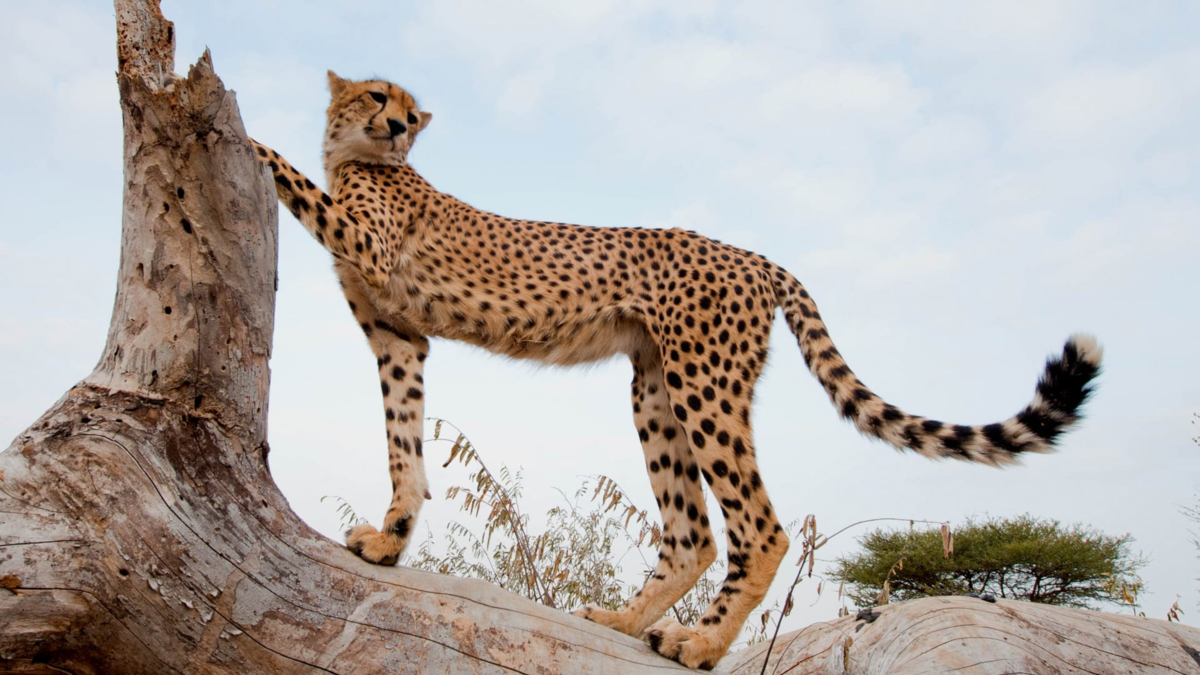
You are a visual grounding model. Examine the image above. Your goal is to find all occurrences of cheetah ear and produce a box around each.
[327,70,349,98]
[418,111,433,131]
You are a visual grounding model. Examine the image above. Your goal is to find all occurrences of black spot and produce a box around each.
[667,372,683,388]
[711,460,728,477]
[387,516,412,538]
[374,321,411,340]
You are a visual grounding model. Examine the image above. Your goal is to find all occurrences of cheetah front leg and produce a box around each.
[249,139,394,287]
[573,350,717,637]
[334,260,430,564]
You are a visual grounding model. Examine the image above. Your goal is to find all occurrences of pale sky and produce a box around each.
[2,0,1198,640]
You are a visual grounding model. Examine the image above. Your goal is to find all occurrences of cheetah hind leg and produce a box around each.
[644,618,726,671]
[573,350,717,638]
[640,341,790,669]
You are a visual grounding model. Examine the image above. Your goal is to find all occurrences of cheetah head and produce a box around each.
[322,71,433,171]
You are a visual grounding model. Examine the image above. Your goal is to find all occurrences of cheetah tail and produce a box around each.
[770,267,1102,465]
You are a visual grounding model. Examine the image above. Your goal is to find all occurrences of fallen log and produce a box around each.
[717,596,1200,674]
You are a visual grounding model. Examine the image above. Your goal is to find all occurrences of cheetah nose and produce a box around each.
[387,118,407,137]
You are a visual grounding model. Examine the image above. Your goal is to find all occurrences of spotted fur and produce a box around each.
[249,72,1102,670]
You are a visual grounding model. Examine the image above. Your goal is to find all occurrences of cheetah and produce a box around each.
[250,71,1102,669]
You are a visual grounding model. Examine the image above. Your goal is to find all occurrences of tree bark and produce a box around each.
[719,596,1200,674]
[3,2,1199,674]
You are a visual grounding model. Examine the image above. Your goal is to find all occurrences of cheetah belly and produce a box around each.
[374,270,651,367]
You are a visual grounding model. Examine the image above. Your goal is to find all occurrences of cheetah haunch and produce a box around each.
[251,71,1102,669]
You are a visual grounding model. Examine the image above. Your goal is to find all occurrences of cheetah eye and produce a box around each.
[369,92,387,104]
[407,112,419,125]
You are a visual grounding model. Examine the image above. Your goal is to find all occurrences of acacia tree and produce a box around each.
[830,515,1146,610]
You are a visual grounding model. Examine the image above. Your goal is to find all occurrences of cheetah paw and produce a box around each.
[345,523,405,566]
[643,617,723,670]
[572,604,643,637]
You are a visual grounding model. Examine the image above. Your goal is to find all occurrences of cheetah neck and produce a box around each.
[323,141,410,188]
[329,160,446,247]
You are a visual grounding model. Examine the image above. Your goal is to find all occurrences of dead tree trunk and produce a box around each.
[3,2,1198,674]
